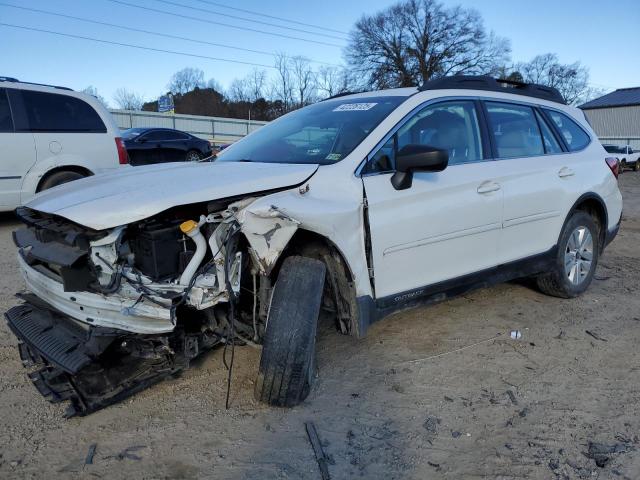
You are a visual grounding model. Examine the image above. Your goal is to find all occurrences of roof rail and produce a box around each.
[418,75,566,104]
[0,76,73,91]
[321,91,362,101]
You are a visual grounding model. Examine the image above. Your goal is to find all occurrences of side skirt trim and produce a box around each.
[355,246,556,336]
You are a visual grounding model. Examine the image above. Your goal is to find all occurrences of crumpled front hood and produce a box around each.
[27,161,318,230]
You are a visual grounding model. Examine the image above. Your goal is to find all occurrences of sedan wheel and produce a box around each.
[185,150,202,162]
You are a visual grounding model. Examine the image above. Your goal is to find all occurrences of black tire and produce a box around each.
[536,211,600,298]
[38,171,85,191]
[620,159,627,172]
[634,160,640,172]
[185,150,202,162]
[254,256,326,407]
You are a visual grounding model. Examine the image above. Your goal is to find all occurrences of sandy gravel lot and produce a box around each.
[0,174,639,480]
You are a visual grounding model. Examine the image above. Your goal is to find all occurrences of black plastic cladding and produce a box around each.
[419,76,566,105]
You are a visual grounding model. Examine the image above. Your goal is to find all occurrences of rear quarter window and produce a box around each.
[20,90,107,133]
[544,110,590,152]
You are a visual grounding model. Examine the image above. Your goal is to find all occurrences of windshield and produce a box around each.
[216,96,406,165]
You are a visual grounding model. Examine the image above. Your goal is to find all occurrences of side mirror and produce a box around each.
[391,144,448,190]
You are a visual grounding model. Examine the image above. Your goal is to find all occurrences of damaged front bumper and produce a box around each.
[17,254,174,334]
[5,301,178,417]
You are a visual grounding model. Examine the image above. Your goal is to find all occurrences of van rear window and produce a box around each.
[20,90,106,133]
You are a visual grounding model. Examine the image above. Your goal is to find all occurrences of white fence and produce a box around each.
[109,110,267,145]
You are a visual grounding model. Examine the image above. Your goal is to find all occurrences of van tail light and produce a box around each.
[605,157,619,179]
[115,137,130,165]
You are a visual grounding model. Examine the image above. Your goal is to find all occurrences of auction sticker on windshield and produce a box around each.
[333,103,377,112]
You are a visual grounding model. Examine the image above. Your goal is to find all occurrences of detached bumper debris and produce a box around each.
[5,302,183,417]
[305,422,332,480]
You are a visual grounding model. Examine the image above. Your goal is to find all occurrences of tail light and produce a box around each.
[115,137,130,165]
[605,157,619,179]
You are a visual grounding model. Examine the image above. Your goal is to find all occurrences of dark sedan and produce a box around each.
[122,128,212,166]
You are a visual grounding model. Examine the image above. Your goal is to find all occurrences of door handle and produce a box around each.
[558,167,575,178]
[477,181,501,194]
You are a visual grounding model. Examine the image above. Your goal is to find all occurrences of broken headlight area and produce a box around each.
[7,200,293,415]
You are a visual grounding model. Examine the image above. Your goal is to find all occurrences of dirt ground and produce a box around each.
[0,174,639,480]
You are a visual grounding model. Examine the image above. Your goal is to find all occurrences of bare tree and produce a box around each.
[113,88,144,110]
[206,78,223,92]
[290,56,317,107]
[317,66,354,98]
[167,67,205,95]
[514,53,590,105]
[247,68,267,101]
[272,53,295,111]
[81,86,108,108]
[346,0,511,89]
[228,69,267,102]
[228,77,251,103]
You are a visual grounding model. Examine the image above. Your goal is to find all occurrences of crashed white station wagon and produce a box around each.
[5,76,623,416]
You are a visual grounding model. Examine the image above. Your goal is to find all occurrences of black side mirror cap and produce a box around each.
[391,145,448,190]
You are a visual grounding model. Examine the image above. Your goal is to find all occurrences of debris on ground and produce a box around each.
[510,330,522,340]
[585,330,608,342]
[84,443,97,465]
[423,416,440,434]
[108,445,147,461]
[584,440,634,468]
[506,390,518,405]
[305,422,331,480]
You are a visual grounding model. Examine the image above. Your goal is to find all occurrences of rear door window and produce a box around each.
[0,89,14,132]
[163,131,189,140]
[486,102,544,158]
[543,109,590,151]
[20,90,106,133]
[140,130,167,141]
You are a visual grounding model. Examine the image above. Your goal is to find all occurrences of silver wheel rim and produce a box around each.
[564,226,594,285]
[186,152,200,161]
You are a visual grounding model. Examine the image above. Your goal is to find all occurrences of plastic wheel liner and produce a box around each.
[5,299,190,417]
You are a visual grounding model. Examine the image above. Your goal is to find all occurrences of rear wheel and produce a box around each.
[536,211,599,298]
[254,256,326,407]
[634,160,640,172]
[38,171,85,191]
[185,150,202,162]
[620,159,627,172]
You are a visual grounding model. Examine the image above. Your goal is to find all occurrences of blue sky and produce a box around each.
[2,0,639,106]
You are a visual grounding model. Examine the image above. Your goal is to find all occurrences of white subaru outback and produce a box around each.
[5,76,622,416]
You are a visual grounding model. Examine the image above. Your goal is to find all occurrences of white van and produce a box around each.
[0,77,128,211]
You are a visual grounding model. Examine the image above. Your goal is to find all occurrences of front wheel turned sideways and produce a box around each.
[536,211,600,298]
[254,256,326,407]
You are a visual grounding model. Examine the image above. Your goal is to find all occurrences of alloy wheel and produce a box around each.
[564,226,594,285]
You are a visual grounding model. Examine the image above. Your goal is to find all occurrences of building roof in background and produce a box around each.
[579,87,640,109]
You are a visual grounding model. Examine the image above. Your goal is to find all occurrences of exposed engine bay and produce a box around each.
[6,196,332,416]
